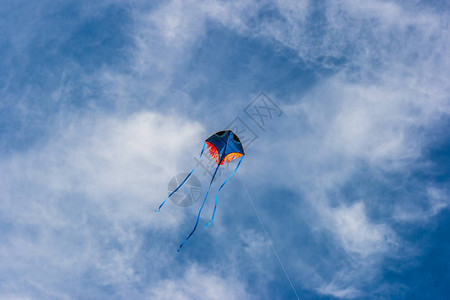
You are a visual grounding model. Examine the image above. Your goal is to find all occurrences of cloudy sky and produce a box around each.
[1,0,449,299]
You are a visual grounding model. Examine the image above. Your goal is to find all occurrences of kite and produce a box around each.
[155,130,245,251]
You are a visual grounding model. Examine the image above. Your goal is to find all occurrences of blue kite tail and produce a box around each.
[155,142,206,212]
[205,156,243,228]
[178,162,221,252]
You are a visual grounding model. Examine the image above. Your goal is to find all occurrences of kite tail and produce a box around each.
[205,156,244,228]
[155,142,206,212]
[178,162,221,252]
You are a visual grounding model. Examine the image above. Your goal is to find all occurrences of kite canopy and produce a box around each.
[206,130,245,165]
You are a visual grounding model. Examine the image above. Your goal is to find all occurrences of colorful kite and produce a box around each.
[156,130,245,251]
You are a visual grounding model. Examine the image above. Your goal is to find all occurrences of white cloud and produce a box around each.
[147,264,249,300]
[0,111,206,298]
[128,0,258,95]
[318,282,360,299]
[327,202,396,257]
[394,186,450,222]
[240,229,271,258]
[2,111,204,223]
[263,70,446,295]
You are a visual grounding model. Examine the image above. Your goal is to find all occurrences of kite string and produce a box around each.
[238,174,301,300]
[205,156,244,228]
[155,142,206,212]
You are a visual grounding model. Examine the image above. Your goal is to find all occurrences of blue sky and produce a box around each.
[1,0,449,299]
